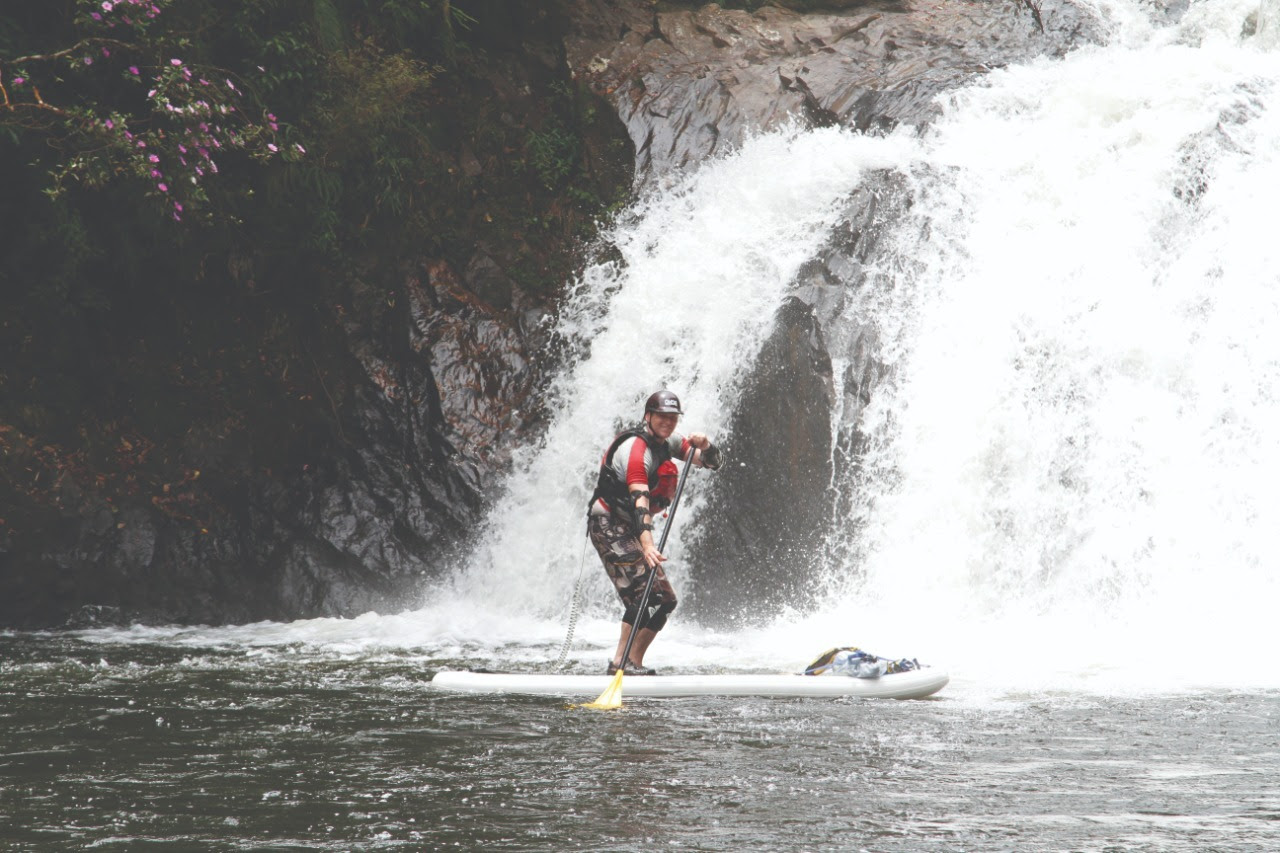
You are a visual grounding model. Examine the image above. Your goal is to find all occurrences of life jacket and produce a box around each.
[588,426,674,518]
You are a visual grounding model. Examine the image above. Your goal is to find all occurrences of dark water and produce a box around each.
[2,634,1278,851]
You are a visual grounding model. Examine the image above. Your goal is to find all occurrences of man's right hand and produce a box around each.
[640,535,667,568]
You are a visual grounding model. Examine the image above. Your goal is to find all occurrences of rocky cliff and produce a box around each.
[0,0,1103,628]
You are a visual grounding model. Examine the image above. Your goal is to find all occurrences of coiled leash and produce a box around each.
[553,534,591,670]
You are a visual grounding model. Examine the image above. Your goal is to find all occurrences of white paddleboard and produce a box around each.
[431,669,948,700]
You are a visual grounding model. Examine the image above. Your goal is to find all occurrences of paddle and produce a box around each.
[579,442,697,710]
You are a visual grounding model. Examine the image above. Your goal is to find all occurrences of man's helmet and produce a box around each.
[644,390,683,415]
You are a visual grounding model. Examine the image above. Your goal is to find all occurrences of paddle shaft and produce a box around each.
[617,446,695,668]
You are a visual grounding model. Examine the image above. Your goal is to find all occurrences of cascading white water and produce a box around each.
[93,0,1280,691]
[804,0,1280,688]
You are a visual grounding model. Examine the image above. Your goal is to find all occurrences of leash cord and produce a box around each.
[553,535,591,671]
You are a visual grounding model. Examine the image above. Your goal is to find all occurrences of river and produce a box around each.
[3,631,1278,850]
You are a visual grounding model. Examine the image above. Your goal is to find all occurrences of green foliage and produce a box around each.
[0,0,634,534]
[1,0,288,222]
[526,123,579,191]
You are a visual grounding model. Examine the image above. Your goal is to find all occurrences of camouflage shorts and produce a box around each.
[587,514,677,612]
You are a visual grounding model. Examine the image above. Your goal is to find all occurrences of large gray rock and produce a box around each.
[688,173,913,623]
[686,296,836,620]
[566,0,1102,179]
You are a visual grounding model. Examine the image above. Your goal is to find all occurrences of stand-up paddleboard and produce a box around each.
[431,669,948,700]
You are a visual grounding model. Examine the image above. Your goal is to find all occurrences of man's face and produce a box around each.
[647,411,679,438]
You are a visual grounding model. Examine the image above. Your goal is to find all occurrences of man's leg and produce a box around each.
[611,621,633,668]
[627,627,659,666]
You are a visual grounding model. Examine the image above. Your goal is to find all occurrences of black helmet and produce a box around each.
[645,390,683,415]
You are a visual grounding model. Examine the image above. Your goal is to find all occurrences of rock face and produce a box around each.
[687,173,913,621]
[686,296,836,619]
[565,0,1100,178]
[0,258,543,628]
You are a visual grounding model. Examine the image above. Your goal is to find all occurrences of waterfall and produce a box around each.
[446,126,913,623]
[809,0,1280,687]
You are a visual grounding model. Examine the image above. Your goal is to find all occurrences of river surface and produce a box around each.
[3,631,1279,851]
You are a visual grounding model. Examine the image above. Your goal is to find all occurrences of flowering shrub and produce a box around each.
[1,0,297,222]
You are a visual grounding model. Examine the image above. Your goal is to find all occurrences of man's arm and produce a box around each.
[629,483,665,568]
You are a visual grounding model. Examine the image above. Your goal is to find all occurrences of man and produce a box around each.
[587,390,723,675]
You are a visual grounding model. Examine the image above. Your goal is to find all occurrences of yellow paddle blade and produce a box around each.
[576,671,624,710]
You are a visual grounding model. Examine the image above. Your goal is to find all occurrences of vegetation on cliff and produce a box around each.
[0,1,631,584]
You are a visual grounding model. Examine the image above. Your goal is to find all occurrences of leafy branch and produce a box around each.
[0,0,296,223]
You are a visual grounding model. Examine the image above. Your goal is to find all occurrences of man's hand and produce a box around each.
[687,432,711,451]
[639,532,667,568]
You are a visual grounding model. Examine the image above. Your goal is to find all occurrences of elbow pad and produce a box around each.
[702,444,724,470]
[627,490,654,536]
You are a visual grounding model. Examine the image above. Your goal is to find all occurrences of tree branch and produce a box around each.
[6,98,76,119]
[6,37,136,66]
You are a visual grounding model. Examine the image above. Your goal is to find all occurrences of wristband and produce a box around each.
[702,444,723,470]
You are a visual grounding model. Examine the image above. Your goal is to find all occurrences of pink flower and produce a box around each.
[170,58,182,67]
[91,12,102,20]
[104,118,114,129]
[102,0,113,9]
[177,144,186,153]
[129,66,139,75]
[150,169,161,178]
[157,182,168,192]
[267,143,278,153]
[102,48,111,57]
[294,143,306,154]
[84,57,93,65]
[12,77,24,86]
[148,154,159,163]
[174,201,183,212]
